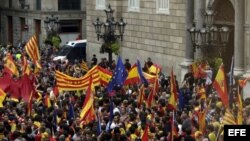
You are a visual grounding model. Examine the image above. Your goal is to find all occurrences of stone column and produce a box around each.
[194,0,205,59]
[180,0,194,81]
[235,0,245,76]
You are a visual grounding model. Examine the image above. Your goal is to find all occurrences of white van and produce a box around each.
[53,39,87,62]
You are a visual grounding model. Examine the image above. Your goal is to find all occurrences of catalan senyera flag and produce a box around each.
[81,60,89,72]
[237,87,243,124]
[4,54,19,77]
[56,66,112,91]
[222,108,236,125]
[141,124,149,141]
[0,88,7,107]
[213,64,229,107]
[25,35,41,69]
[80,76,95,125]
[169,67,177,110]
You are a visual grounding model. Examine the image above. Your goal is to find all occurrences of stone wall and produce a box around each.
[86,0,187,77]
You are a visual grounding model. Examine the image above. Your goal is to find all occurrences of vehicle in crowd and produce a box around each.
[53,39,87,62]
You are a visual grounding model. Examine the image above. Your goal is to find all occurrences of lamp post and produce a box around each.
[188,2,230,55]
[44,15,60,37]
[93,4,126,65]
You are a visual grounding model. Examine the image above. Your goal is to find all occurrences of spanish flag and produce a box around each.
[0,88,7,107]
[25,35,41,69]
[148,64,161,75]
[4,54,19,77]
[80,76,95,125]
[213,64,228,107]
[44,94,51,108]
[169,67,177,110]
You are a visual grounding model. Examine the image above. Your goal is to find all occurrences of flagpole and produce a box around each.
[215,125,222,141]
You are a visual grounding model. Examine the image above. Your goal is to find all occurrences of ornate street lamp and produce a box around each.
[93,4,126,65]
[188,2,230,53]
[44,15,60,36]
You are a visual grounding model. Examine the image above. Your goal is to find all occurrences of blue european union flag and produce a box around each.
[107,56,128,93]
[137,59,149,85]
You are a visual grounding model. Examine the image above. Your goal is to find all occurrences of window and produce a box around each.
[59,20,81,33]
[128,0,140,12]
[96,0,106,10]
[36,0,41,10]
[156,0,170,14]
[58,0,81,10]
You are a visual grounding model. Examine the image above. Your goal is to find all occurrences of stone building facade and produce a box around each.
[86,0,250,82]
[0,0,86,47]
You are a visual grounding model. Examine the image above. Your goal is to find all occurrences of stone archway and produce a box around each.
[212,0,235,73]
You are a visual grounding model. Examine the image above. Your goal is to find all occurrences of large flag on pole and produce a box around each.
[25,35,41,69]
[80,76,95,125]
[169,67,177,110]
[213,64,229,107]
[107,56,128,93]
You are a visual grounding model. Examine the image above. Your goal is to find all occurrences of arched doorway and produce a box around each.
[212,0,235,73]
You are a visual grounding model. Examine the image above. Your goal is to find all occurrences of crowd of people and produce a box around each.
[0,43,250,141]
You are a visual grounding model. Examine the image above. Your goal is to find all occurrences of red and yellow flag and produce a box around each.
[4,54,19,77]
[0,88,7,107]
[44,94,51,108]
[80,76,95,125]
[237,87,243,124]
[25,35,41,69]
[198,110,207,134]
[169,67,177,110]
[22,56,31,75]
[222,108,236,125]
[141,125,149,141]
[213,64,228,107]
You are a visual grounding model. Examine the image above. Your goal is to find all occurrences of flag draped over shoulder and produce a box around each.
[25,35,41,69]
[107,56,128,93]
[4,54,19,77]
[0,88,7,107]
[80,76,95,125]
[198,110,207,134]
[213,64,229,107]
[169,67,177,110]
